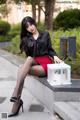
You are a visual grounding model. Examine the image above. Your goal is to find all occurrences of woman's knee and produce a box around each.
[27,56,34,61]
[25,56,35,65]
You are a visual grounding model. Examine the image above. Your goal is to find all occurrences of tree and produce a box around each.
[14,0,42,22]
[0,4,10,18]
[25,0,41,22]
[13,0,37,21]
[0,0,7,4]
[1,0,56,30]
[0,0,11,20]
[30,0,36,20]
[29,0,56,30]
[45,0,56,30]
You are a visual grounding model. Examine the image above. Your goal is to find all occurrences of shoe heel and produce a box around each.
[8,99,24,117]
[22,104,24,112]
[20,99,24,112]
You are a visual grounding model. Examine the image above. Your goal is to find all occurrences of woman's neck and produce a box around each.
[33,30,39,40]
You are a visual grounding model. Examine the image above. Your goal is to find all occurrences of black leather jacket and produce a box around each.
[22,31,57,58]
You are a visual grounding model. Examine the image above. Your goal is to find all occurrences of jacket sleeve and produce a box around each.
[47,32,57,57]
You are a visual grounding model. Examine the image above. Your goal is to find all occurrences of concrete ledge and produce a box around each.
[54,102,80,120]
[37,77,80,92]
[24,76,54,113]
[24,76,80,113]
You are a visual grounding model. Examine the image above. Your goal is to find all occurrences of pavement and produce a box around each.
[0,49,58,120]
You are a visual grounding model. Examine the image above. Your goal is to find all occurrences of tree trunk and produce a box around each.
[37,2,41,23]
[32,3,36,21]
[45,0,55,30]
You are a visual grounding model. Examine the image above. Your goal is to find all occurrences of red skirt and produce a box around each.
[34,55,53,74]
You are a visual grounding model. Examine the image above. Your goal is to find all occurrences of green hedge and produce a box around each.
[8,23,21,38]
[0,23,21,42]
[53,9,80,30]
[0,20,11,35]
[10,35,20,54]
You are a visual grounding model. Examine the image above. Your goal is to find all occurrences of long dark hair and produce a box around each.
[20,16,36,54]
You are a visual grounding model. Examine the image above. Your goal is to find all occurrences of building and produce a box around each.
[0,0,80,24]
[54,0,80,18]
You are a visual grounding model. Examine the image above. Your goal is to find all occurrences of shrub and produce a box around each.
[0,20,11,35]
[10,35,20,54]
[2,23,21,42]
[37,22,45,31]
[11,23,21,31]
[0,35,12,42]
[53,9,80,30]
[8,23,21,39]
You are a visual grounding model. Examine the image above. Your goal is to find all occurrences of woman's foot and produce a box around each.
[8,99,23,117]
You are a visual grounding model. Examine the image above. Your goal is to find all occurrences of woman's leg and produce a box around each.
[29,65,46,77]
[10,56,37,113]
[10,65,46,114]
[10,56,46,114]
[16,65,46,98]
[12,57,37,97]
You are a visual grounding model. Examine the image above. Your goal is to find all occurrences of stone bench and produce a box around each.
[24,76,80,114]
[54,102,80,120]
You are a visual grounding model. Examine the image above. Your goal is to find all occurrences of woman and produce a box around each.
[8,16,62,117]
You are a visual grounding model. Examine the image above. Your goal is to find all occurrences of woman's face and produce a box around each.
[26,22,37,34]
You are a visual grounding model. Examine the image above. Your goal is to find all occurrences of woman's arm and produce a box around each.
[54,56,63,63]
[47,32,63,63]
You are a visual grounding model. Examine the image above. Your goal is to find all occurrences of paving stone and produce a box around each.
[0,97,6,104]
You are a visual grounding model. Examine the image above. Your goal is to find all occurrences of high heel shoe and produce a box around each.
[10,96,20,102]
[8,99,24,117]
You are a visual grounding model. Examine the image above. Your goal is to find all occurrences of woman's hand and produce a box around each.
[54,56,63,63]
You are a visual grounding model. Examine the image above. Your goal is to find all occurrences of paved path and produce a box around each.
[0,49,58,120]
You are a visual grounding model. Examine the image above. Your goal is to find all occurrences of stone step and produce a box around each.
[24,76,80,113]
[54,102,80,120]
